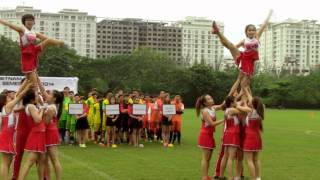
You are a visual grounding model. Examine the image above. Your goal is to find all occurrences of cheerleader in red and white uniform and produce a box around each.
[37,78,64,180]
[0,82,31,180]
[0,14,64,89]
[12,79,35,180]
[18,89,47,180]
[196,95,224,180]
[211,10,273,98]
[219,96,244,180]
[236,95,264,180]
[44,90,63,180]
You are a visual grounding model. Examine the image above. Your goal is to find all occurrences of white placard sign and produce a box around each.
[163,104,176,115]
[133,104,147,115]
[68,104,83,115]
[105,104,120,115]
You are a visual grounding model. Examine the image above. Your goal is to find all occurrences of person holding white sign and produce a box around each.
[58,87,71,144]
[105,96,119,148]
[128,97,144,148]
[74,94,89,148]
[66,91,77,145]
[161,93,173,148]
[118,94,130,144]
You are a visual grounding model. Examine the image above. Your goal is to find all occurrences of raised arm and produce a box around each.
[256,10,273,40]
[243,86,253,104]
[0,19,24,34]
[236,104,252,113]
[36,33,49,41]
[28,104,45,123]
[227,107,242,115]
[44,106,56,123]
[5,82,32,114]
[212,102,225,111]
[36,74,48,99]
[202,111,224,127]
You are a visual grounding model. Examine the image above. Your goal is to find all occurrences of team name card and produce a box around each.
[68,104,83,115]
[105,104,120,115]
[163,104,176,115]
[133,104,147,115]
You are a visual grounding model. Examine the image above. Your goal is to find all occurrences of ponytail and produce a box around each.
[252,97,265,131]
[53,90,64,119]
[0,94,6,113]
[195,95,207,117]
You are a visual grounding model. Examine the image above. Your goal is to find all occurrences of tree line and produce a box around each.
[1,36,319,108]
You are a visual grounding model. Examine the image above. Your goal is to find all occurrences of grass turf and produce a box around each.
[2,109,320,180]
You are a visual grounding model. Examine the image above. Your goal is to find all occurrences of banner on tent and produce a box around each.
[0,76,79,93]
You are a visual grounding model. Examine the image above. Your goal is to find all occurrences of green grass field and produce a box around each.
[3,109,320,180]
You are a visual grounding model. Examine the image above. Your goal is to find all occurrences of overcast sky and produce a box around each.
[1,0,319,48]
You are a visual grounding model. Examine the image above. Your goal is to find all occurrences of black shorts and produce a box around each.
[131,119,142,129]
[76,116,89,130]
[106,118,116,127]
[115,117,122,129]
[120,114,129,132]
[162,119,172,126]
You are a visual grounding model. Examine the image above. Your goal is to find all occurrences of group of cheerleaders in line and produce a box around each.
[197,10,273,180]
[0,14,64,180]
[58,89,184,149]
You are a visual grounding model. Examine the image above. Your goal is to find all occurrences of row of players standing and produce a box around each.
[58,88,185,148]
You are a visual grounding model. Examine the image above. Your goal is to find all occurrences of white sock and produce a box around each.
[257,177,261,180]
